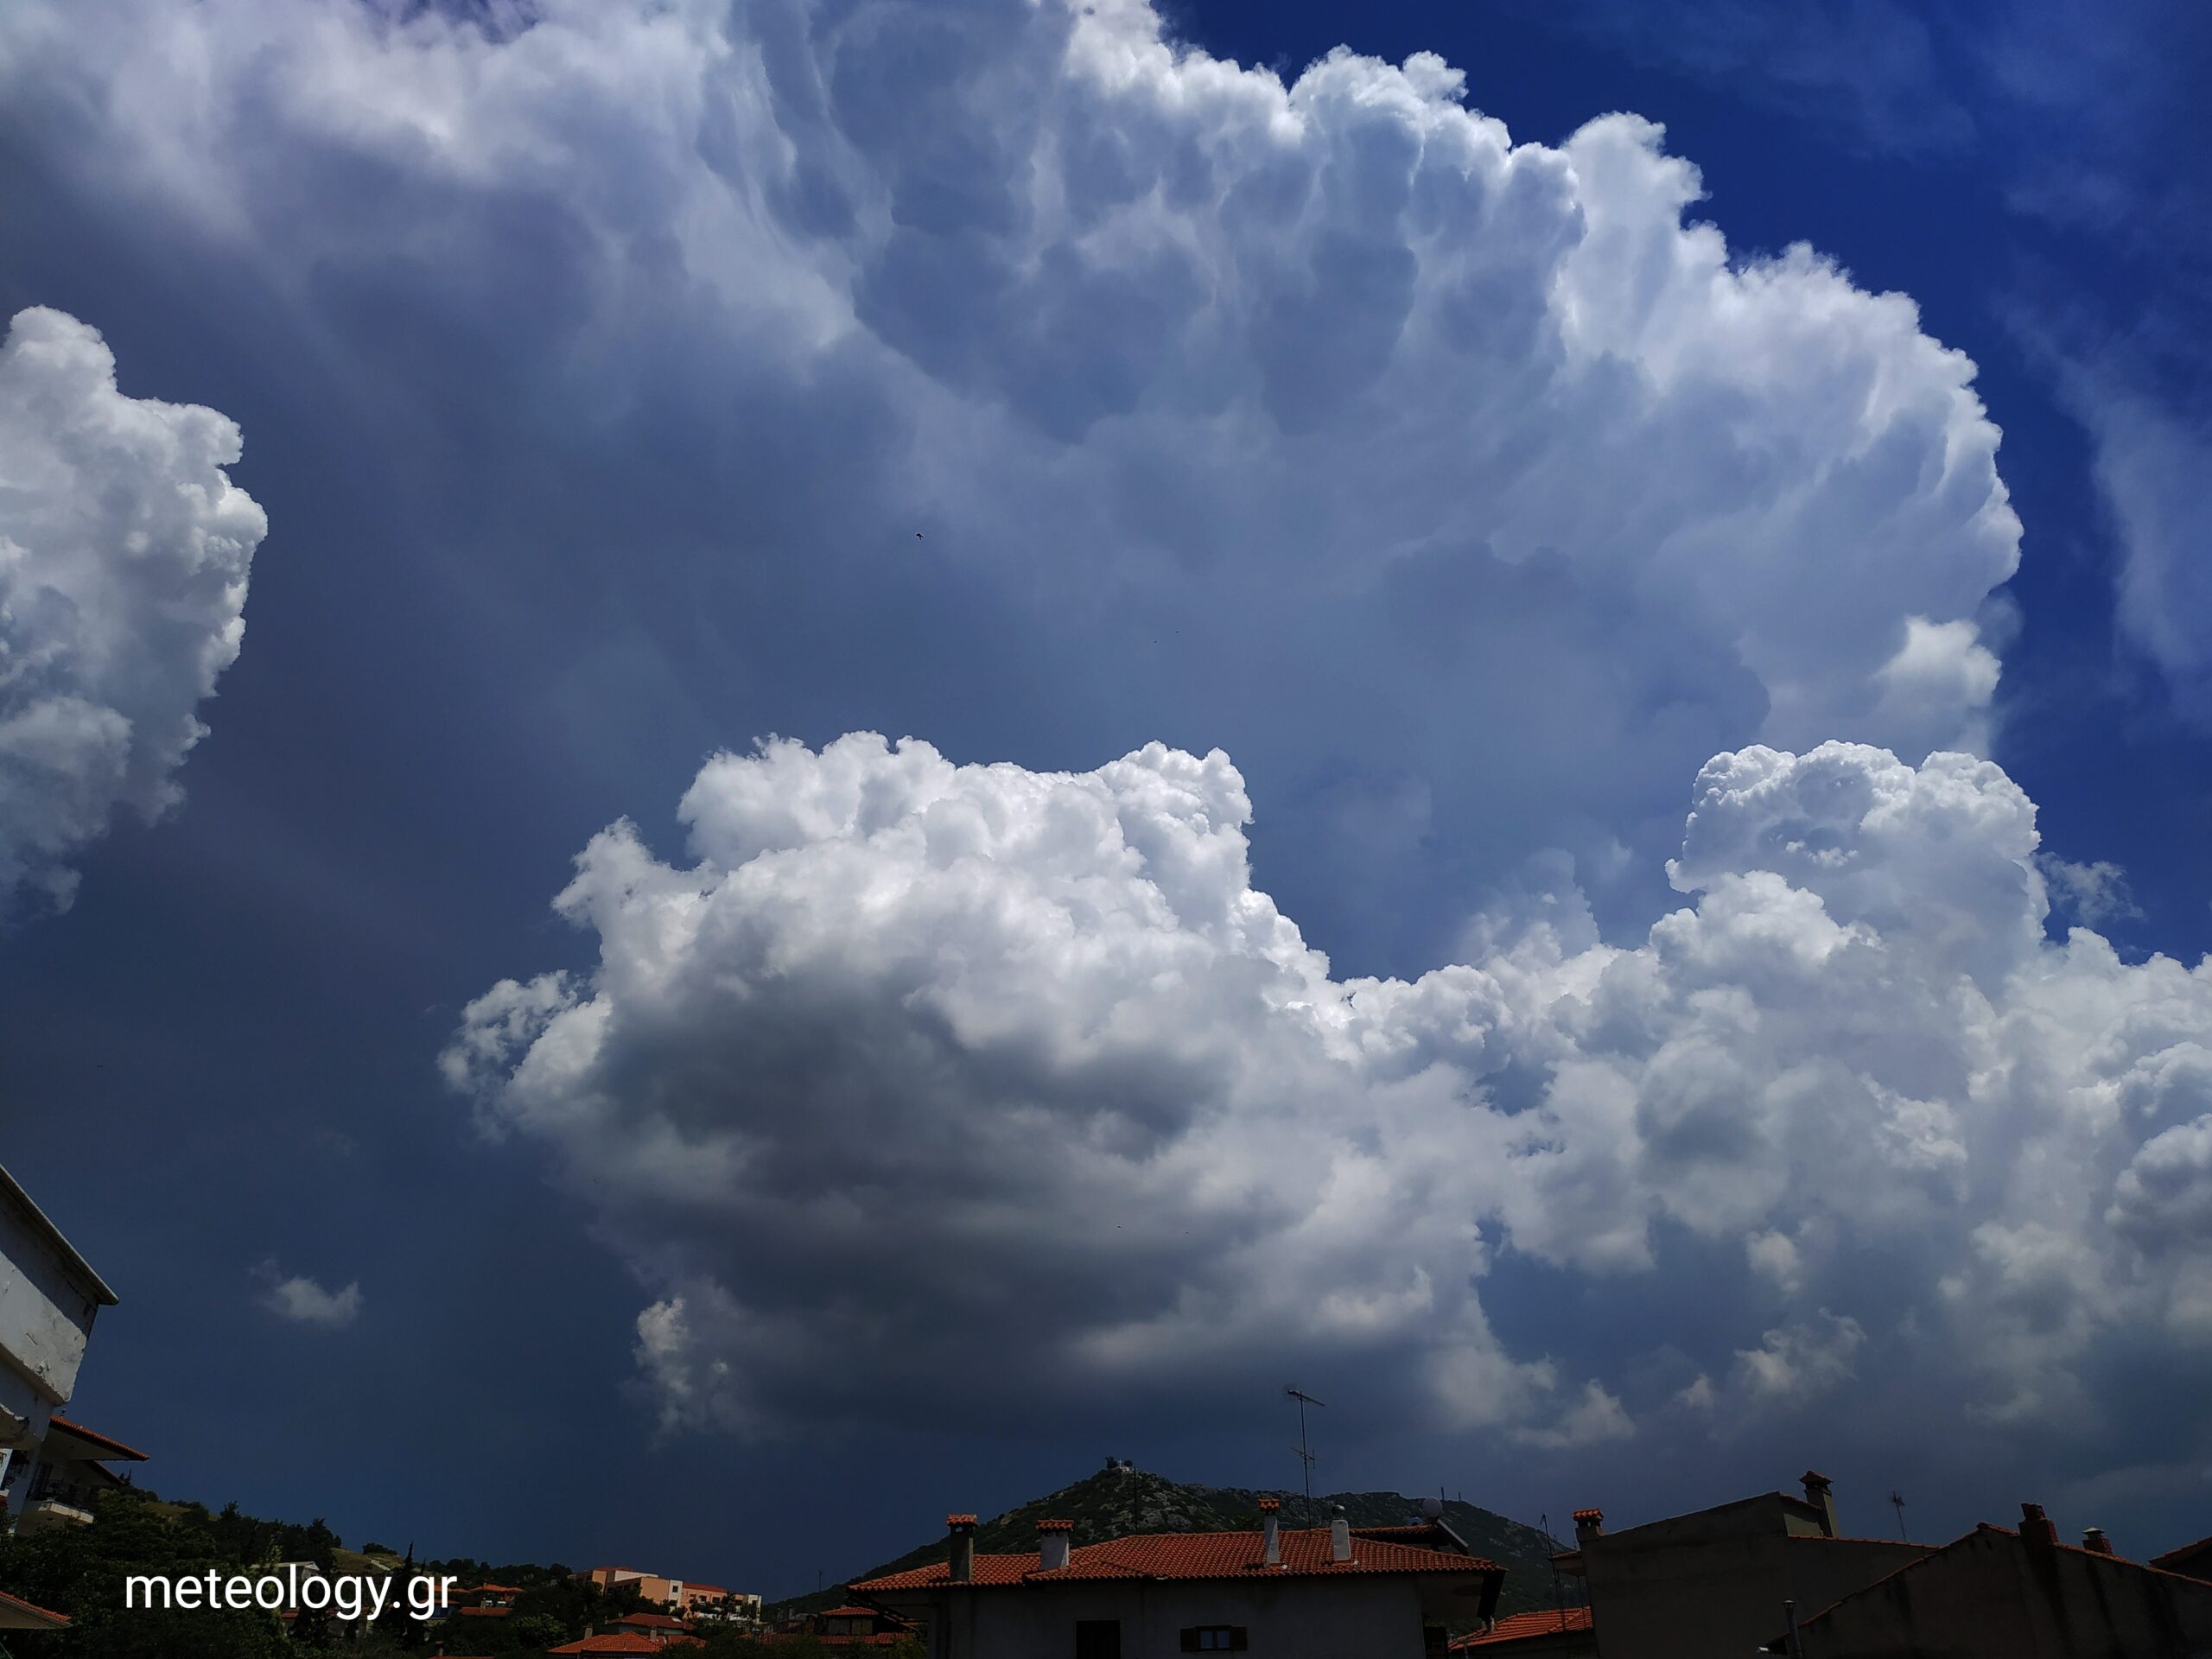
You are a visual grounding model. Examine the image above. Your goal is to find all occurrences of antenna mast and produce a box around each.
[1285,1387,1326,1525]
[1889,1491,1908,1541]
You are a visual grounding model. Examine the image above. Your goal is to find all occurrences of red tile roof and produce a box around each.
[613,1611,693,1630]
[1452,1607,1593,1647]
[44,1417,149,1461]
[2152,1534,2212,1576]
[460,1582,525,1594]
[547,1637,704,1655]
[0,1587,70,1629]
[817,1605,889,1618]
[853,1529,1498,1591]
[455,1605,513,1617]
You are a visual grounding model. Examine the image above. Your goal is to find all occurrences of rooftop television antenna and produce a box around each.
[1889,1491,1908,1541]
[1285,1387,1326,1525]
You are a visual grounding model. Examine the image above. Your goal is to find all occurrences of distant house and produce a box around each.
[0,1163,122,1532]
[1448,1606,1593,1655]
[851,1501,1503,1658]
[1765,1503,2212,1658]
[770,1602,916,1646]
[582,1566,688,1609]
[451,1580,524,1620]
[612,1610,696,1637]
[548,1633,703,1654]
[682,1581,761,1624]
[1552,1471,1930,1659]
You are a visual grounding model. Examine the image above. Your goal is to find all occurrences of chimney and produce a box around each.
[1573,1509,1604,1544]
[1801,1471,1838,1538]
[2082,1527,2114,1557]
[1330,1504,1352,1563]
[1038,1519,1073,1573]
[1260,1498,1281,1566]
[947,1514,977,1582]
[2019,1503,2058,1548]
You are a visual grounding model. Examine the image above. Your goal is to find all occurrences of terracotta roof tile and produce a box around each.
[1452,1606,1592,1647]
[2151,1533,2212,1575]
[0,1587,70,1629]
[44,1417,149,1461]
[853,1529,1498,1592]
[547,1636,704,1655]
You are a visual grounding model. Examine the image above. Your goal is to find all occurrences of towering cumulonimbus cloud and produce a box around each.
[0,0,2023,956]
[17,0,2176,1478]
[447,733,2212,1449]
[0,308,266,915]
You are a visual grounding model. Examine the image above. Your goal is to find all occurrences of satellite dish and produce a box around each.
[1421,1497,1445,1520]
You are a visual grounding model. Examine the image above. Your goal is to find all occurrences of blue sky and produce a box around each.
[1,0,2208,1599]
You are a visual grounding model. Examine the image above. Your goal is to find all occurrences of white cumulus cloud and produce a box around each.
[448,733,2212,1466]
[0,307,265,915]
[255,1262,363,1329]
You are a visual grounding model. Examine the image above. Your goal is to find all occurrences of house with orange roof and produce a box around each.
[611,1609,695,1636]
[849,1500,1503,1658]
[765,1601,916,1646]
[450,1580,524,1619]
[548,1632,703,1655]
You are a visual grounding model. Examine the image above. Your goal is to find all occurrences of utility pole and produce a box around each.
[1285,1387,1326,1526]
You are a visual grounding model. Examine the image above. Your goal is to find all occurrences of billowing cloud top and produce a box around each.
[0,308,265,914]
[1,0,2022,954]
[448,733,2212,1452]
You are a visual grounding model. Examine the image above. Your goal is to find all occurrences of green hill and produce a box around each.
[772,1463,1586,1623]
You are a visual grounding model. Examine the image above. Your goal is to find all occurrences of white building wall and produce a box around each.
[0,1210,102,1424]
[0,1169,114,1516]
[899,1575,1432,1659]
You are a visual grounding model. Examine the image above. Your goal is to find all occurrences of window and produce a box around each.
[1076,1618,1122,1659]
[1179,1627,1248,1651]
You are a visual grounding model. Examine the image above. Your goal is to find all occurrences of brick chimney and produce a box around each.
[1260,1498,1281,1566]
[2019,1503,2058,1548]
[2082,1527,2114,1557]
[1038,1519,1073,1573]
[1801,1471,1838,1538]
[947,1514,977,1582]
[1330,1504,1352,1563]
[1573,1509,1604,1544]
